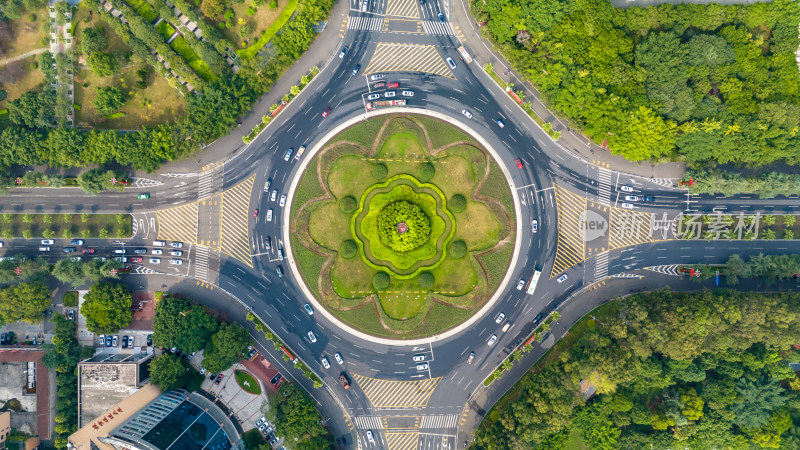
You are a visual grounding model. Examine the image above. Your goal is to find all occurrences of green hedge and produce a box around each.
[155,20,175,40]
[128,0,159,22]
[236,0,299,59]
[106,112,125,119]
[170,35,215,81]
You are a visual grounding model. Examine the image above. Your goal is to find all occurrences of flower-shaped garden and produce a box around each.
[290,115,515,338]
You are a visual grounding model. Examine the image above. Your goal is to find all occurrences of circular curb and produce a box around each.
[282,108,523,346]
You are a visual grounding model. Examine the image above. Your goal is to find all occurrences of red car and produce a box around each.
[130,257,142,263]
[253,209,259,217]
[515,159,524,169]
[322,107,331,117]
[82,248,95,254]
[215,374,224,385]
[388,82,399,88]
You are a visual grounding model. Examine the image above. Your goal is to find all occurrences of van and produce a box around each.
[39,246,51,252]
[501,322,511,332]
[153,240,166,247]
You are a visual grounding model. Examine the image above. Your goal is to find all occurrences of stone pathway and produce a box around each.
[0,48,49,67]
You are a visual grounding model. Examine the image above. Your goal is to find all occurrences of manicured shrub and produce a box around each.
[372,272,390,290]
[449,194,466,212]
[377,201,431,252]
[340,240,357,258]
[417,162,434,181]
[417,272,434,290]
[449,240,467,258]
[372,163,388,179]
[340,196,357,213]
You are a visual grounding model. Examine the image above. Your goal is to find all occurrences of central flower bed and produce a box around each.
[378,201,431,252]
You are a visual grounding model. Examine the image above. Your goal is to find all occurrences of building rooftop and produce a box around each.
[78,353,152,428]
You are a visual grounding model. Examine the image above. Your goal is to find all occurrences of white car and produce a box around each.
[401,90,414,97]
[487,335,497,346]
[295,145,306,160]
[446,57,456,70]
[621,203,634,209]
[170,250,182,256]
[321,356,330,369]
[41,239,54,245]
[495,313,505,324]
[532,220,538,233]
[461,109,472,119]
[557,274,568,283]
[516,279,524,290]
[367,93,380,100]
[270,189,278,202]
[624,195,639,201]
[366,430,375,443]
[279,195,286,207]
[361,0,367,11]
[307,331,317,343]
[170,242,183,248]
[384,91,396,98]
[370,74,384,81]
[149,258,161,264]
[152,249,162,255]
[266,209,273,221]
[334,353,343,364]
[416,363,429,371]
[620,185,633,192]
[412,355,425,362]
[169,259,182,265]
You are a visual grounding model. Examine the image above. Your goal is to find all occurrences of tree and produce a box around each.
[80,27,108,55]
[417,272,434,290]
[87,52,118,77]
[149,354,186,390]
[41,315,80,372]
[372,272,390,290]
[730,377,788,429]
[80,281,133,334]
[52,258,86,287]
[77,168,116,195]
[8,90,55,128]
[201,0,226,18]
[201,322,250,373]
[152,296,218,352]
[272,383,329,445]
[93,86,126,115]
[449,194,466,212]
[449,240,467,258]
[0,281,50,323]
[340,240,357,258]
[82,258,121,282]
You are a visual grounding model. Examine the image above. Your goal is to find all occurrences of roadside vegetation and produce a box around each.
[0,212,131,239]
[264,383,334,449]
[476,290,800,449]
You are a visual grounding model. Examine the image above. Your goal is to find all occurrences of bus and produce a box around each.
[526,269,541,295]
[457,46,473,64]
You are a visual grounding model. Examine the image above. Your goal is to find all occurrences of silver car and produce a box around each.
[307,331,317,343]
[367,93,380,100]
[279,195,286,207]
[487,335,497,346]
[461,109,472,119]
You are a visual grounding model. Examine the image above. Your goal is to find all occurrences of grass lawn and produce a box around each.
[0,55,44,109]
[236,0,299,58]
[331,115,386,149]
[378,277,427,320]
[4,7,49,59]
[413,115,476,149]
[0,213,132,238]
[234,370,262,394]
[453,202,502,250]
[170,35,215,82]
[219,0,287,48]
[63,291,79,307]
[326,154,375,201]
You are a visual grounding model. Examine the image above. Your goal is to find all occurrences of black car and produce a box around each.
[133,248,147,254]
[63,247,76,253]
[533,313,544,325]
[438,12,445,22]
[121,335,128,348]
[270,373,282,385]
[5,332,13,345]
[642,196,655,202]
[146,334,152,346]
[0,333,6,345]
[209,373,217,380]
[351,64,361,76]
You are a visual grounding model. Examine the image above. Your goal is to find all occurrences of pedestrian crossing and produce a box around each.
[347,15,384,31]
[594,251,609,282]
[198,170,215,200]
[421,20,453,35]
[597,168,612,206]
[353,416,383,430]
[420,415,458,429]
[645,264,681,276]
[194,245,209,281]
[610,273,643,279]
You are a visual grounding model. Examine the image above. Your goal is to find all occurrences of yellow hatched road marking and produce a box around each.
[364,43,452,78]
[551,184,587,278]
[155,202,198,244]
[352,374,441,408]
[219,174,255,267]
[385,0,419,18]
[385,431,419,450]
[608,208,654,250]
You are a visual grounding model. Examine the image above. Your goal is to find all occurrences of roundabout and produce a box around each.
[290,114,517,338]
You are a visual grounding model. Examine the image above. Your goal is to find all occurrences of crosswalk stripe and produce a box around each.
[594,251,609,282]
[419,415,458,429]
[353,416,384,429]
[194,245,209,281]
[198,170,215,200]
[421,20,453,35]
[347,15,384,31]
[597,168,612,206]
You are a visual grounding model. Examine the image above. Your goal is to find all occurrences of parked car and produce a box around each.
[99,335,105,346]
[112,336,118,347]
[370,74,384,81]
[271,373,282,385]
[121,335,128,348]
[106,336,113,347]
[146,334,152,346]
[68,309,75,321]
[215,374,224,385]
[70,239,84,246]
[128,336,134,348]
[367,93,380,100]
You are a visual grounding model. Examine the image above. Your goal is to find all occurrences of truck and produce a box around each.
[526,269,542,295]
[366,99,406,111]
[457,45,473,64]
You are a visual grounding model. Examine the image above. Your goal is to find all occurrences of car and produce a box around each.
[146,334,152,346]
[264,237,271,250]
[170,259,182,265]
[41,239,54,245]
[106,336,112,347]
[270,189,278,202]
[62,247,76,253]
[487,335,497,346]
[215,374,223,385]
[128,336,134,348]
[321,356,330,369]
[68,309,75,320]
[322,107,331,117]
[271,373,282,385]
[401,90,414,97]
[533,313,544,325]
[419,0,424,3]
[121,335,128,348]
[367,93,380,100]
[338,46,348,58]
[279,195,286,207]
[70,256,82,262]
[532,219,538,233]
[557,274,568,283]
[113,248,126,254]
[304,303,313,315]
[366,430,375,443]
[209,373,216,380]
[187,351,195,360]
[276,266,284,277]
[149,258,161,264]
[438,12,445,22]
[447,57,456,70]
[461,109,472,119]
[39,247,51,252]
[266,209,273,221]
[624,195,639,201]
[259,424,268,432]
[153,240,166,247]
[0,333,6,345]
[283,148,293,161]
[621,203,634,209]
[384,91,396,98]
[138,193,150,199]
[295,145,306,160]
[413,355,425,362]
[416,363,429,371]
[269,436,278,445]
[82,248,95,254]
[370,74,384,81]
[468,351,475,364]
[335,353,343,365]
[361,0,367,10]
[264,180,271,192]
[643,196,655,202]
[351,64,361,76]
[171,242,183,248]
[620,185,633,192]
[152,249,162,255]
[516,279,525,290]
[133,248,147,254]
[4,332,12,345]
[99,335,105,346]
[112,335,118,346]
[307,331,317,343]
[496,119,505,128]
[113,256,128,263]
[256,418,266,427]
[253,209,259,218]
[373,82,386,88]
[170,250,182,256]
[516,159,524,169]
[388,82,399,88]
[495,312,505,324]
[70,239,84,246]
[130,257,143,263]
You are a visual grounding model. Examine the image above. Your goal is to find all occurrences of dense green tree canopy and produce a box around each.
[149,354,186,390]
[152,295,219,352]
[80,281,133,334]
[201,322,250,373]
[0,281,50,324]
[93,86,127,115]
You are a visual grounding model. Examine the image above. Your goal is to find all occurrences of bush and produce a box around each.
[94,86,126,115]
[372,163,388,179]
[417,162,435,181]
[449,194,466,212]
[340,240,357,258]
[377,201,431,252]
[340,196,357,213]
[87,52,118,77]
[372,272,390,290]
[417,271,434,289]
[449,240,467,258]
